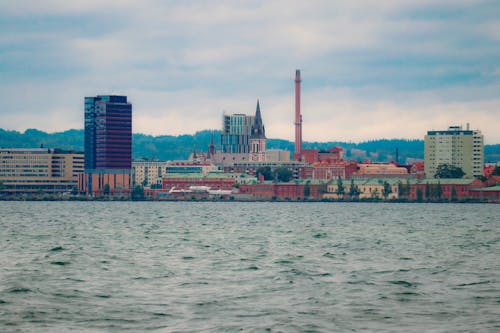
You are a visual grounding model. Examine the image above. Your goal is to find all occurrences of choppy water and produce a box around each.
[0,202,499,332]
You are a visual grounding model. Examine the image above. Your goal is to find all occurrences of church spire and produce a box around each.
[251,99,265,139]
[207,131,216,158]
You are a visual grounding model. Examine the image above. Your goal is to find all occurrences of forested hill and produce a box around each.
[1,128,499,163]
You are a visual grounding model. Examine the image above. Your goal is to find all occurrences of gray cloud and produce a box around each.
[0,0,499,143]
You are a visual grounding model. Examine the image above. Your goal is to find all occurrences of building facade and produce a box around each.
[162,173,236,191]
[215,100,269,165]
[78,169,131,196]
[0,148,83,194]
[325,178,402,200]
[424,125,484,178]
[220,101,266,155]
[221,113,254,153]
[85,95,132,169]
[82,95,132,195]
[132,160,169,188]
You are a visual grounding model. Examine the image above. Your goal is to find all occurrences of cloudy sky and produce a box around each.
[1,0,499,143]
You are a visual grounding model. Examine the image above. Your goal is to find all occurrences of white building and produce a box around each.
[424,124,484,178]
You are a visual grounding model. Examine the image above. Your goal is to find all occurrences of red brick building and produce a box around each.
[469,185,500,202]
[298,146,344,164]
[238,181,326,200]
[162,175,235,191]
[409,179,483,201]
[309,160,358,180]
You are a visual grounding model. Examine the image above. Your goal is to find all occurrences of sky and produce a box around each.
[0,0,499,143]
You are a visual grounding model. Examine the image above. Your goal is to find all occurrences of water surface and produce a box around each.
[1,202,499,332]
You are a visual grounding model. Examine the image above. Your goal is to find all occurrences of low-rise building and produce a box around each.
[325,178,404,200]
[0,148,83,194]
[266,149,291,162]
[409,178,483,201]
[352,162,409,179]
[307,160,358,180]
[238,179,326,200]
[162,173,237,192]
[132,160,169,188]
[469,185,500,203]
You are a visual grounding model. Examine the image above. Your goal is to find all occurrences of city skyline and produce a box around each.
[1,1,499,143]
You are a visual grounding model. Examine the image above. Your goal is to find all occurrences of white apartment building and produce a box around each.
[424,125,484,178]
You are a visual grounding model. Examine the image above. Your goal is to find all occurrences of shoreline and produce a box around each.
[0,195,494,204]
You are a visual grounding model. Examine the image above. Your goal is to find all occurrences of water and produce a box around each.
[0,202,499,332]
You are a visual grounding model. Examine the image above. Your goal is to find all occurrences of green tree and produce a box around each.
[256,166,273,180]
[348,179,360,199]
[492,166,500,176]
[0,181,5,191]
[304,181,311,198]
[451,186,457,202]
[103,184,110,196]
[405,179,411,197]
[274,167,292,182]
[425,182,431,200]
[131,185,145,201]
[435,181,442,199]
[382,181,392,199]
[435,164,465,179]
[336,177,345,198]
[416,188,423,202]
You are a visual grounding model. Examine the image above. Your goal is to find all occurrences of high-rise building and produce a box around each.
[220,100,267,155]
[221,113,255,153]
[424,125,484,178]
[84,95,132,170]
[81,95,132,195]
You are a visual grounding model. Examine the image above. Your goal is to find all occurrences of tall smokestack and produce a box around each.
[294,69,302,160]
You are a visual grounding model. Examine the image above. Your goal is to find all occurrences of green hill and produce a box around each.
[1,128,499,163]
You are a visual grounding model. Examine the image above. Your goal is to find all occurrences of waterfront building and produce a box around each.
[78,169,131,196]
[81,95,132,195]
[469,184,500,202]
[162,173,236,192]
[84,95,132,169]
[424,125,484,178]
[237,179,326,200]
[325,178,403,200]
[0,148,83,194]
[409,178,483,201]
[132,160,170,188]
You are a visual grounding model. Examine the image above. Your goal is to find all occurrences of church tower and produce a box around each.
[250,100,267,162]
[207,131,216,159]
